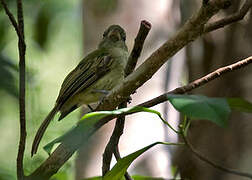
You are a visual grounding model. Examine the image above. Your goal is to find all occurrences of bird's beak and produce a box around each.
[108,29,121,42]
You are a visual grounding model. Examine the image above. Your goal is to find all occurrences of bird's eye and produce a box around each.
[122,35,126,41]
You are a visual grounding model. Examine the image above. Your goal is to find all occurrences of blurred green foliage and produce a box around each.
[0,0,82,179]
[0,54,18,97]
[85,0,118,16]
[0,9,18,98]
[33,4,51,49]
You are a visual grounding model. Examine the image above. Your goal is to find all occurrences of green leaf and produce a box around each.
[43,138,61,155]
[79,106,177,132]
[44,106,177,154]
[0,55,18,98]
[166,94,231,127]
[103,142,182,180]
[227,98,252,113]
[43,115,100,154]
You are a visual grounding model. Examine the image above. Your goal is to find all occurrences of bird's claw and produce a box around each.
[126,96,132,104]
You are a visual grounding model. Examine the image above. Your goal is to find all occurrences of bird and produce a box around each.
[31,25,128,156]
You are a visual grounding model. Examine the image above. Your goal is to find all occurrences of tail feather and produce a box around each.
[31,106,58,156]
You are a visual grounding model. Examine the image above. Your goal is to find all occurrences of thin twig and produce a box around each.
[102,20,151,179]
[125,20,152,76]
[16,0,27,179]
[0,0,19,34]
[0,0,24,42]
[140,56,252,108]
[102,102,127,176]
[204,0,252,33]
[181,132,252,179]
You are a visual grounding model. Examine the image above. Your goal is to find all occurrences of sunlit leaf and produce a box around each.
[79,106,177,132]
[44,106,176,154]
[79,106,157,122]
[50,171,68,180]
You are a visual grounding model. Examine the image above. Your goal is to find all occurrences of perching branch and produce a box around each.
[102,20,151,179]
[28,1,252,179]
[140,56,252,108]
[181,132,252,179]
[204,0,252,33]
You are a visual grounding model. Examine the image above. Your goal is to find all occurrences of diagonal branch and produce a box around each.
[140,56,252,108]
[95,0,231,111]
[204,0,252,33]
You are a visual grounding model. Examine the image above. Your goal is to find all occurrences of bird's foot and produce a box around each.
[126,96,132,104]
[87,104,94,112]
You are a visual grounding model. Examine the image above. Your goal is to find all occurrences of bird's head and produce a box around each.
[98,25,127,50]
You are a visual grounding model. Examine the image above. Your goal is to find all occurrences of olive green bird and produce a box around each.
[31,25,128,156]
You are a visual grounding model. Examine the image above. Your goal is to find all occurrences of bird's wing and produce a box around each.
[56,49,113,108]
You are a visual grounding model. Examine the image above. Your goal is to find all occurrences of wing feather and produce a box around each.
[56,50,113,108]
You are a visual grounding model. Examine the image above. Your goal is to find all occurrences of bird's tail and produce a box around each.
[31,106,58,156]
